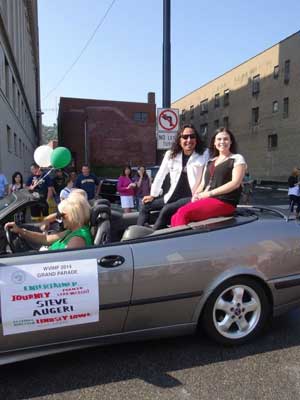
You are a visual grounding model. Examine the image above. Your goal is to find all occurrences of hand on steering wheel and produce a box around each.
[4,223,17,253]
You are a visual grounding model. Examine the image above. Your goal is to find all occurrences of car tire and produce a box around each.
[201,276,271,345]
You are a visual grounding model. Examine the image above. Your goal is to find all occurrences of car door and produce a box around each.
[124,230,213,331]
[0,243,133,353]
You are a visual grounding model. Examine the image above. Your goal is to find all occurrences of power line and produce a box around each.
[42,0,117,101]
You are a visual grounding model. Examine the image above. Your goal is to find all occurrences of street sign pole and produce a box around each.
[162,0,171,109]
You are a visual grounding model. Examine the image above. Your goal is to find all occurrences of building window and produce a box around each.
[133,112,148,122]
[19,138,22,158]
[199,123,208,136]
[252,75,260,95]
[272,101,278,113]
[224,89,230,106]
[190,105,194,119]
[283,97,289,118]
[268,134,278,150]
[12,77,16,110]
[214,93,220,108]
[223,116,229,128]
[14,133,17,155]
[214,119,219,129]
[284,60,290,84]
[5,58,10,101]
[17,90,20,116]
[200,99,208,114]
[181,109,186,122]
[7,126,12,152]
[252,107,259,125]
[273,65,279,79]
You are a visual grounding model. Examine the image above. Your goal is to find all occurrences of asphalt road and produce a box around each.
[1,310,300,400]
[1,187,299,400]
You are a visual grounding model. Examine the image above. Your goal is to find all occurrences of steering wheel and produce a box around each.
[5,227,17,253]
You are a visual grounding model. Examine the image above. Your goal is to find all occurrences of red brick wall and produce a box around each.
[58,97,157,171]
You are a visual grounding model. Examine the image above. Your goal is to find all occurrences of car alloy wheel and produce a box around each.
[202,277,271,345]
[213,284,261,340]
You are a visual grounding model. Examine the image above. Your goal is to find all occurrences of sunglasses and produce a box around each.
[56,211,66,220]
[181,133,197,140]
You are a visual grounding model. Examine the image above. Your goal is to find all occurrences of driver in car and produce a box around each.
[5,195,92,251]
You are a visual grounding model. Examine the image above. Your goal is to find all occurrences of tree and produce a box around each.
[42,123,57,144]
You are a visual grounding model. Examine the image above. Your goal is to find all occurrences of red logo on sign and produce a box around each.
[158,109,178,131]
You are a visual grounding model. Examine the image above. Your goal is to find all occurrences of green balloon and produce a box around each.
[50,147,71,169]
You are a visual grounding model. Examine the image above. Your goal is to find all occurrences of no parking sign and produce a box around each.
[156,108,180,150]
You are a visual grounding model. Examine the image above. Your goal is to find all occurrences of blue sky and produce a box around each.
[38,0,300,126]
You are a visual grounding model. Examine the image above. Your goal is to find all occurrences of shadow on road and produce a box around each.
[0,309,300,399]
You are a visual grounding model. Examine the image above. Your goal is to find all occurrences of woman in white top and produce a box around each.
[137,124,209,229]
[60,176,74,202]
[288,167,300,219]
[171,128,246,226]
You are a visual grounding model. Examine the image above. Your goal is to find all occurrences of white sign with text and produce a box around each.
[0,259,99,335]
[157,108,180,149]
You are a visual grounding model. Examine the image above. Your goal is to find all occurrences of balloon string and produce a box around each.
[34,168,54,187]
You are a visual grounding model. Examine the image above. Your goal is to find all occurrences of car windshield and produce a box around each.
[0,193,17,212]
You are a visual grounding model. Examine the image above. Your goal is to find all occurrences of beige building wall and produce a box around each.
[0,0,41,180]
[172,32,300,182]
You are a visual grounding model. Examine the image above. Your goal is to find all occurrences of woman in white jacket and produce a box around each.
[137,124,209,229]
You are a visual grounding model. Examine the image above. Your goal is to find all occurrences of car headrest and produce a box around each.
[91,198,111,207]
[121,225,154,241]
[90,204,111,226]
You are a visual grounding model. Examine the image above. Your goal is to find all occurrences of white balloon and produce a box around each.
[33,145,53,167]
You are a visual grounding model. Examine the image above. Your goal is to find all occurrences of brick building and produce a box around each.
[172,32,300,182]
[57,93,157,172]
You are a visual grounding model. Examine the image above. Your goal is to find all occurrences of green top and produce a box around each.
[48,225,92,251]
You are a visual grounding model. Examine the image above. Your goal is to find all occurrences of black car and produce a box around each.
[99,166,170,204]
[99,178,120,204]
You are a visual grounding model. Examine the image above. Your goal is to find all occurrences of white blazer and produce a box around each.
[150,149,209,203]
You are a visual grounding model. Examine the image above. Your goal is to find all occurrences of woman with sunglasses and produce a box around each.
[5,195,92,250]
[137,124,209,229]
[171,127,246,227]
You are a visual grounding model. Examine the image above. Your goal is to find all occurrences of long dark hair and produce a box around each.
[209,127,238,157]
[138,166,149,180]
[122,165,132,177]
[170,124,206,158]
[12,171,23,186]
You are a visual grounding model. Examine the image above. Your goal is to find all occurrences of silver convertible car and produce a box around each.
[0,189,299,365]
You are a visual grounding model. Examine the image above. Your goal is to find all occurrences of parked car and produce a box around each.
[99,178,120,204]
[0,189,299,365]
[99,166,170,204]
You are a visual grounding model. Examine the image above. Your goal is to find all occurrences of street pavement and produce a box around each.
[1,187,299,400]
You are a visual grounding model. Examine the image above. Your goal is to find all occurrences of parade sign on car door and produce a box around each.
[156,108,180,149]
[0,259,99,335]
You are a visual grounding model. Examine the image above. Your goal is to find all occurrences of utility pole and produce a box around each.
[162,0,171,108]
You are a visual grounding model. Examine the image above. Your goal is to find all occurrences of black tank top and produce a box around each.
[204,158,242,206]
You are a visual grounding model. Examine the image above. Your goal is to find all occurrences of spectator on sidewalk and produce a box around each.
[26,163,54,218]
[53,169,68,204]
[75,165,100,201]
[60,176,74,201]
[134,166,151,210]
[0,172,8,199]
[8,172,24,194]
[117,166,135,213]
[288,167,300,219]
[241,171,254,204]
